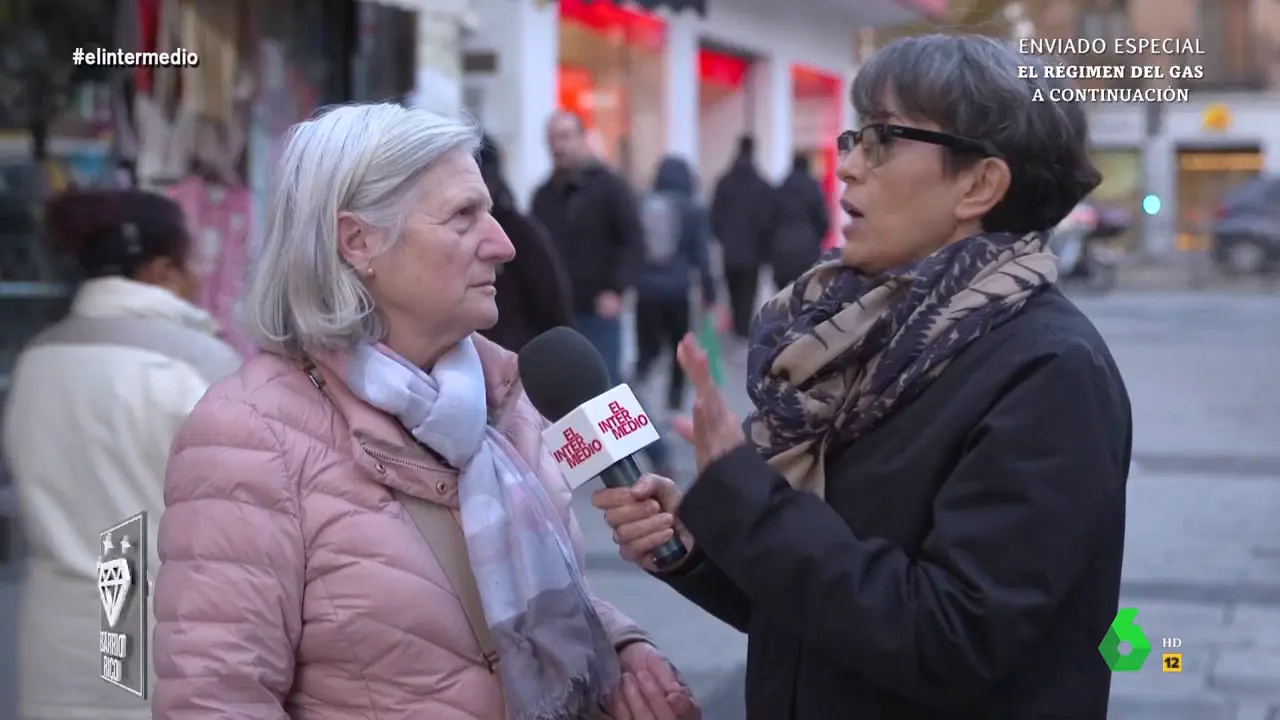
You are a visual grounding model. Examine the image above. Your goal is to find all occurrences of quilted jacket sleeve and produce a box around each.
[152,394,305,719]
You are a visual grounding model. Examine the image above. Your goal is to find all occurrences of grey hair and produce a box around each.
[852,34,1102,233]
[242,102,481,355]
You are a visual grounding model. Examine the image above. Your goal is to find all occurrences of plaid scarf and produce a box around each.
[334,337,619,719]
[745,232,1058,498]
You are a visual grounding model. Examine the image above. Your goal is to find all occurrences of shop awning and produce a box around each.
[806,0,948,26]
[544,0,707,15]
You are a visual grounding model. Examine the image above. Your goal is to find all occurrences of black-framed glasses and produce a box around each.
[837,124,1001,167]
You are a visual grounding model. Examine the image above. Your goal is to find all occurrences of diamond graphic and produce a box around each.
[97,557,132,629]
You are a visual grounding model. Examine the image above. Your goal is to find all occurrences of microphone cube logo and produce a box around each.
[553,427,603,468]
[597,400,651,440]
[98,511,148,697]
[543,385,663,489]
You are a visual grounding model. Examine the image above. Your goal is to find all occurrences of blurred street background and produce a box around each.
[3,0,1280,718]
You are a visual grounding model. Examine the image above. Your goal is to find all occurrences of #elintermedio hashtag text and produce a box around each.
[72,47,200,67]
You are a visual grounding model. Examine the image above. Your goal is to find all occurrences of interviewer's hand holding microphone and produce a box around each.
[591,335,745,569]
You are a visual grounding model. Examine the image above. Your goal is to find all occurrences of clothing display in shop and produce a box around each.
[179,0,240,129]
[116,0,249,188]
[162,177,255,358]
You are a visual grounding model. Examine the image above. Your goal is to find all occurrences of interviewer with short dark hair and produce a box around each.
[592,34,1132,718]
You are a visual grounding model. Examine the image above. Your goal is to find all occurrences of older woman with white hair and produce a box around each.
[151,103,700,720]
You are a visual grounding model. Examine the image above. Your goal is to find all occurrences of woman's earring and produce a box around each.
[364,266,375,279]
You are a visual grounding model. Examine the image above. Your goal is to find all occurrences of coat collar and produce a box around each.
[71,276,219,335]
[304,334,525,508]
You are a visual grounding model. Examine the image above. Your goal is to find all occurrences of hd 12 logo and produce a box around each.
[98,511,149,697]
[1099,608,1183,673]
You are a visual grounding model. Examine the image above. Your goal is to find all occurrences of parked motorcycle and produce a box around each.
[1050,203,1127,294]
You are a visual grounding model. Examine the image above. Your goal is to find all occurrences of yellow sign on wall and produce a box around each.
[1202,104,1231,132]
[1178,151,1262,172]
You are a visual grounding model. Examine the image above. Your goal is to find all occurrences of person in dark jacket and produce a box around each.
[710,136,776,341]
[531,111,644,383]
[475,133,573,352]
[634,156,718,413]
[770,153,830,290]
[592,35,1131,719]
[632,156,718,476]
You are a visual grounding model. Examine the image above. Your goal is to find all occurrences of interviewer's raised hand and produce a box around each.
[673,334,746,473]
[591,474,693,573]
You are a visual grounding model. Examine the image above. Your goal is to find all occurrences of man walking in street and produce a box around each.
[710,135,776,343]
[532,111,644,383]
[771,153,830,290]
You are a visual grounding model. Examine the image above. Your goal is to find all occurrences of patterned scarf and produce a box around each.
[746,232,1057,498]
[340,336,619,719]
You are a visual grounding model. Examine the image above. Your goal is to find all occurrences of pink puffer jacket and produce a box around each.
[152,335,650,719]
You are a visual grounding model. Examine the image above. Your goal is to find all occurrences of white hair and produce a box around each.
[242,102,481,355]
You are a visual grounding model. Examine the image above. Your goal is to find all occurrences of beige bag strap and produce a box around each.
[297,359,499,672]
[393,489,500,671]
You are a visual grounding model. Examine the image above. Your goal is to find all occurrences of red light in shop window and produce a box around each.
[558,65,597,128]
[559,0,665,51]
[698,49,749,88]
[793,64,840,97]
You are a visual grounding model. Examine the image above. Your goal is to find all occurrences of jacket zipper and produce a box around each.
[362,445,438,471]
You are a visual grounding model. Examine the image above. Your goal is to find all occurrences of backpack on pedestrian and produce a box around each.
[640,192,684,266]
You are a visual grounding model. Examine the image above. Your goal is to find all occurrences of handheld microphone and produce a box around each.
[518,327,689,571]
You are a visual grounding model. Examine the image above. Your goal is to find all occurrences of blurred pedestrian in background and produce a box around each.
[710,135,775,344]
[633,156,718,476]
[594,35,1131,718]
[532,111,644,384]
[3,189,239,720]
[153,104,697,720]
[475,133,573,352]
[770,153,831,290]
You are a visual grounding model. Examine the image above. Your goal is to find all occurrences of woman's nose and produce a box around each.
[837,149,865,185]
[480,216,516,263]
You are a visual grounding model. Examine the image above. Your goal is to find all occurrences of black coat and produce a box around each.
[710,157,777,271]
[479,204,572,353]
[770,169,829,287]
[661,288,1132,719]
[531,162,644,313]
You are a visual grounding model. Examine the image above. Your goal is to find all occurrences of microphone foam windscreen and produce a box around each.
[518,326,613,421]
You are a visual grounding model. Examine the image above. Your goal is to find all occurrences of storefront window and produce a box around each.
[697,48,752,198]
[1088,149,1142,251]
[0,0,119,400]
[791,66,841,248]
[557,0,666,188]
[1175,147,1262,250]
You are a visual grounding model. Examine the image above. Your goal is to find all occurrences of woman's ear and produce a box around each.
[337,211,375,269]
[955,157,1012,224]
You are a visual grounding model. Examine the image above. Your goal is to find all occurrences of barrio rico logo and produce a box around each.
[553,427,603,468]
[597,400,651,440]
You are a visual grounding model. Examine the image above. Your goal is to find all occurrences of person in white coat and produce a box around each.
[2,189,241,720]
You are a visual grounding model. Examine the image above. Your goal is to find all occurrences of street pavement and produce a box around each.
[3,289,1278,719]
